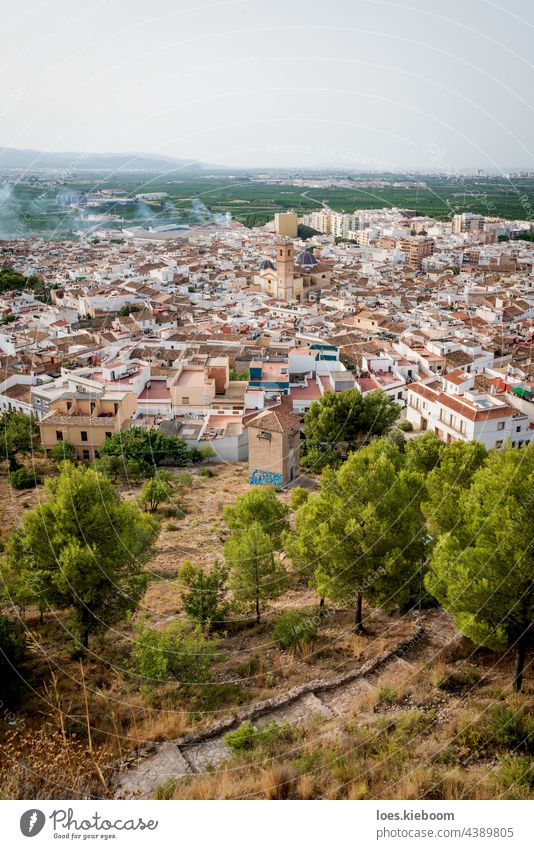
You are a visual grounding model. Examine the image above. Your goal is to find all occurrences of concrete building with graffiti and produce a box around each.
[247,408,301,487]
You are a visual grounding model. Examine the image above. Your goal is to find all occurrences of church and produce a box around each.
[253,238,331,302]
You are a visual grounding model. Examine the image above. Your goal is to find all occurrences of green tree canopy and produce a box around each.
[223,486,289,548]
[303,388,400,452]
[287,439,427,629]
[131,619,219,687]
[224,522,287,623]
[426,443,534,691]
[0,267,44,294]
[179,560,229,629]
[100,426,194,469]
[4,462,158,647]
[0,613,26,679]
[117,303,140,317]
[48,440,76,463]
[283,487,336,607]
[140,470,174,512]
[0,411,40,468]
[422,440,488,537]
[405,431,444,474]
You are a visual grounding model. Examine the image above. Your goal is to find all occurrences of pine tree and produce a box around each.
[426,444,534,691]
[4,462,157,648]
[223,486,289,548]
[224,522,287,623]
[422,440,487,536]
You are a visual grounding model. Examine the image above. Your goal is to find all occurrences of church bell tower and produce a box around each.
[275,238,294,301]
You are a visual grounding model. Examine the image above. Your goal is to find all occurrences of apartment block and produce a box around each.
[452,213,485,234]
[39,374,137,461]
[399,236,435,269]
[274,212,298,238]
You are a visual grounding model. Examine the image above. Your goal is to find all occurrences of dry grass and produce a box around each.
[168,660,534,801]
[0,727,111,800]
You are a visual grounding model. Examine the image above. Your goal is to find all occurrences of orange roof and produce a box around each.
[247,408,300,433]
[437,393,513,422]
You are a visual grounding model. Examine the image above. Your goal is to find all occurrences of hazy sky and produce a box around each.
[1,0,534,170]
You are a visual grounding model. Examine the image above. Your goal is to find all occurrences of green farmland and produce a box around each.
[1,172,533,239]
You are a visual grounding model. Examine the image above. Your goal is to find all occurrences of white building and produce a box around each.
[406,373,533,449]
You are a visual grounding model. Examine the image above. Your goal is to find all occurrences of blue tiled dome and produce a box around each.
[295,250,318,267]
[259,258,275,270]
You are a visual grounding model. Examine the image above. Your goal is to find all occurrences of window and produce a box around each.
[105,431,112,439]
[81,431,88,442]
[82,449,90,461]
[497,422,505,431]
[182,396,190,405]
[516,425,521,433]
[495,440,503,448]
[56,431,63,441]
[259,431,271,440]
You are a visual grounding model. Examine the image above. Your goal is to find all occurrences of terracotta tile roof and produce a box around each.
[406,382,439,401]
[247,408,301,433]
[42,413,121,427]
[436,393,513,422]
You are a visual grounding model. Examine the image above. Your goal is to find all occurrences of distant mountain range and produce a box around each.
[0,147,218,172]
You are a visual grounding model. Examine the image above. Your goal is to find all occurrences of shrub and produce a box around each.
[456,713,487,752]
[131,620,220,687]
[193,683,248,712]
[0,613,26,676]
[272,610,318,651]
[497,756,534,796]
[487,702,534,755]
[235,655,260,679]
[457,701,534,755]
[167,523,179,532]
[290,487,309,510]
[199,467,216,478]
[393,709,435,740]
[398,421,414,432]
[176,472,193,489]
[140,469,174,512]
[48,441,75,462]
[300,444,339,472]
[92,454,153,482]
[9,467,40,489]
[224,720,294,753]
[377,686,399,706]
[435,666,481,694]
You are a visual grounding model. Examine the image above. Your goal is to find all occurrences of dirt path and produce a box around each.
[113,611,459,798]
